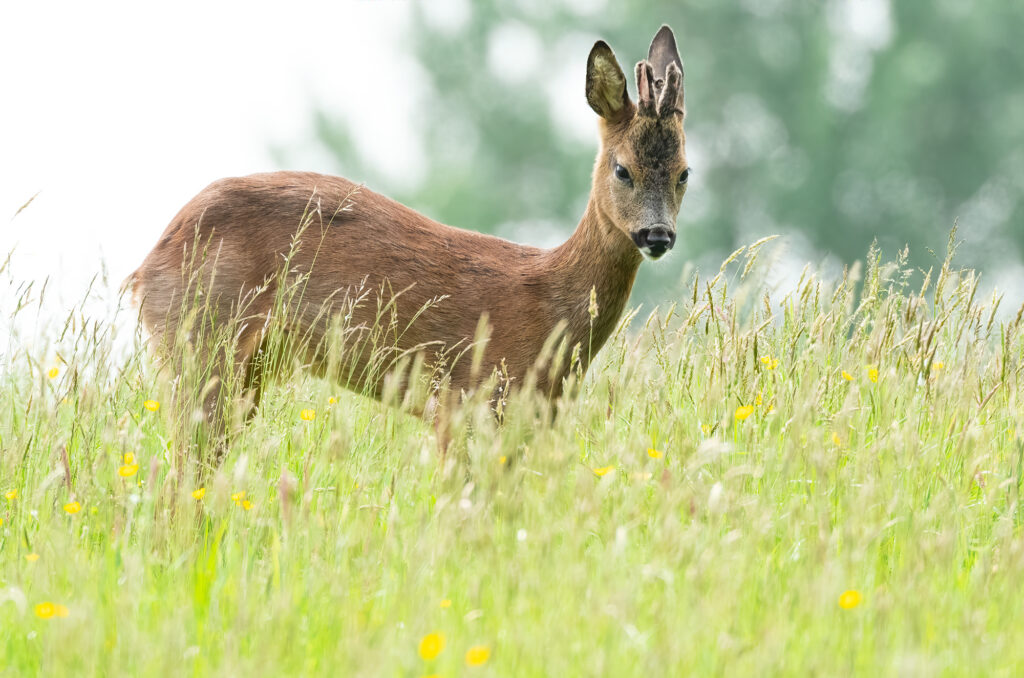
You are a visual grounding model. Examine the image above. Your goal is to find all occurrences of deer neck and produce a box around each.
[543,198,643,362]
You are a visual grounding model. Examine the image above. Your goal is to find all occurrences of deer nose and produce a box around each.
[634,225,676,259]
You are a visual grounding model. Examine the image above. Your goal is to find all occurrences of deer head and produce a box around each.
[585,25,688,260]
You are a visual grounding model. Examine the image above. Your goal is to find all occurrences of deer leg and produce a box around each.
[196,366,230,468]
[421,392,452,460]
[241,336,270,424]
[190,328,266,468]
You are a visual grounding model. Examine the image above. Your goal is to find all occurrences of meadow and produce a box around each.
[2,236,1024,676]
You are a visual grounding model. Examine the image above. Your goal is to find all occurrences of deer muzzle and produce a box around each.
[633,224,676,260]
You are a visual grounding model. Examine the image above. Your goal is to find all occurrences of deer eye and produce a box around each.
[613,164,632,184]
[678,168,690,185]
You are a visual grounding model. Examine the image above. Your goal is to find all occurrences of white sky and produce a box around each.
[0,0,419,313]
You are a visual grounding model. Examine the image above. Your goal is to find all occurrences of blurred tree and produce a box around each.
[287,0,1024,306]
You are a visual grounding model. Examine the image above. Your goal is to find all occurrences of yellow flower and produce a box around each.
[35,602,56,619]
[418,632,446,660]
[5,489,17,501]
[760,356,779,370]
[63,501,82,515]
[55,604,70,618]
[231,491,246,504]
[300,408,316,421]
[838,589,862,610]
[192,488,206,500]
[25,553,40,562]
[143,399,160,412]
[498,455,507,465]
[867,367,879,383]
[241,500,253,511]
[123,452,135,465]
[841,370,853,381]
[932,361,945,371]
[465,645,491,667]
[734,405,754,421]
[831,432,842,447]
[592,465,615,477]
[440,599,452,608]
[328,396,337,405]
[701,423,712,436]
[48,367,59,379]
[647,448,663,459]
[118,464,139,478]
[755,392,763,405]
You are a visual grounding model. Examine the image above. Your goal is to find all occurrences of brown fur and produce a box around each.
[127,26,689,431]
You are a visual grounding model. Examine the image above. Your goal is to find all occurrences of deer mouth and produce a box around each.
[643,244,671,260]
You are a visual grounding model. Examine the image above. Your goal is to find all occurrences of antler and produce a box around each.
[658,62,683,118]
[635,59,683,119]
[635,60,657,117]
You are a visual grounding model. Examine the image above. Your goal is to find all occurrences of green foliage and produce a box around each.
[3,242,1024,674]
[297,1,1024,307]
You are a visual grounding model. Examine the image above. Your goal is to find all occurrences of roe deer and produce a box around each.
[127,26,689,447]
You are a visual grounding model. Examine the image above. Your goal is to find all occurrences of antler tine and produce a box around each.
[635,60,657,117]
[657,61,684,119]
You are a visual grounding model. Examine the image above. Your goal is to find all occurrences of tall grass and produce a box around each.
[2,234,1023,676]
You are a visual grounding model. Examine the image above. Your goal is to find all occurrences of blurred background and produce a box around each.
[3,0,1024,317]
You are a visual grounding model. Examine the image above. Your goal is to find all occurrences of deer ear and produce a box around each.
[648,25,682,78]
[586,41,632,123]
[648,25,684,111]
